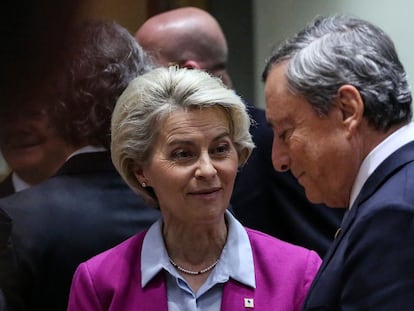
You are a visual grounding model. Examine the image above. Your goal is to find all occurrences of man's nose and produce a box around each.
[271,141,290,172]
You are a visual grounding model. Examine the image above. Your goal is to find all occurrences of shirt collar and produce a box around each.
[141,210,255,289]
[349,122,414,208]
[12,172,31,192]
[66,145,106,161]
[11,145,107,192]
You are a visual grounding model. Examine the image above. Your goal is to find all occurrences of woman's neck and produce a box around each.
[162,218,228,265]
[162,218,229,293]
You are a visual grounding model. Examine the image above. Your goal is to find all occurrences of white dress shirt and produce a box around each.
[349,122,414,208]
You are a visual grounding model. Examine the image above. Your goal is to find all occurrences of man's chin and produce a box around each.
[304,190,325,206]
[4,153,43,172]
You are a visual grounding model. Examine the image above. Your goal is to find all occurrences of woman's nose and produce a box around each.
[195,154,217,179]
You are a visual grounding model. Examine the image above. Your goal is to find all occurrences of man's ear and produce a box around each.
[337,85,364,136]
[181,60,202,70]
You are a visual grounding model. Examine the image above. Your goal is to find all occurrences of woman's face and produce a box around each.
[136,107,239,225]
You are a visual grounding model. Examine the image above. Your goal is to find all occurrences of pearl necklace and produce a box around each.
[169,257,220,275]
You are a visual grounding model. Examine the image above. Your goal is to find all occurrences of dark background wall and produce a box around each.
[81,0,255,106]
[209,0,254,105]
[0,0,255,178]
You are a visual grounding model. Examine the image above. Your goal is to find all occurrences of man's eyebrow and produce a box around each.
[266,118,279,128]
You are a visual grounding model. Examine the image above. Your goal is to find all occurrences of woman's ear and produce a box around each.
[238,148,250,167]
[132,163,148,187]
[337,85,364,136]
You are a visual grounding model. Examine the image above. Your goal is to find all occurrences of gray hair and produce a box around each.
[111,66,255,207]
[262,15,412,131]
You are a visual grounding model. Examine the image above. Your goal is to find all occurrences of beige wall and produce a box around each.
[77,0,147,33]
[78,0,208,33]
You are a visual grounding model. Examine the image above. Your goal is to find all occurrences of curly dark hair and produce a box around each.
[50,20,154,149]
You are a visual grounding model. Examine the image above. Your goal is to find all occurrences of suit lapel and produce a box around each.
[0,174,15,198]
[0,209,11,249]
[54,151,114,176]
[352,141,414,208]
[305,141,414,304]
[304,205,356,303]
[330,141,414,258]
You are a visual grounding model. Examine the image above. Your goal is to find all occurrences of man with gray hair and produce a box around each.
[263,15,414,310]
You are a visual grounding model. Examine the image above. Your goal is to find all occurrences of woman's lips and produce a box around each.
[188,187,222,199]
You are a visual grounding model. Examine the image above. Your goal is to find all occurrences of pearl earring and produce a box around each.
[141,182,147,188]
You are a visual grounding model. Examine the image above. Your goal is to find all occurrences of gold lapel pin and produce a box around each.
[334,228,341,239]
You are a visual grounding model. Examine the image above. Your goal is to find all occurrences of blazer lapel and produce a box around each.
[139,272,168,311]
[221,279,255,310]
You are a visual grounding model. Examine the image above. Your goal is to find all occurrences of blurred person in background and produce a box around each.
[0,89,74,197]
[0,20,160,311]
[0,0,87,198]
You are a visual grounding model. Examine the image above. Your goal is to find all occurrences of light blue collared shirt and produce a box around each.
[349,122,414,208]
[141,210,255,311]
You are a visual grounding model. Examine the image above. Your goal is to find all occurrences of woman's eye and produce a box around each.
[171,149,193,160]
[212,143,230,155]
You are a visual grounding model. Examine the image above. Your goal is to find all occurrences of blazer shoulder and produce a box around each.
[245,227,321,310]
[246,227,321,269]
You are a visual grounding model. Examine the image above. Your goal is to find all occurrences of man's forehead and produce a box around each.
[264,65,289,103]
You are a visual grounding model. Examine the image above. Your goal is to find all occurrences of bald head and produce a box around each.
[136,7,232,87]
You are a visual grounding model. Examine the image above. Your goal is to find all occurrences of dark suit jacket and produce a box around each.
[0,175,14,199]
[231,104,345,257]
[302,141,414,310]
[0,152,160,311]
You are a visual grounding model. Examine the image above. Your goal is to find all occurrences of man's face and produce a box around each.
[0,103,72,183]
[264,63,357,208]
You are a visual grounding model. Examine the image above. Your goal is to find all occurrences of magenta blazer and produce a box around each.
[68,228,321,311]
